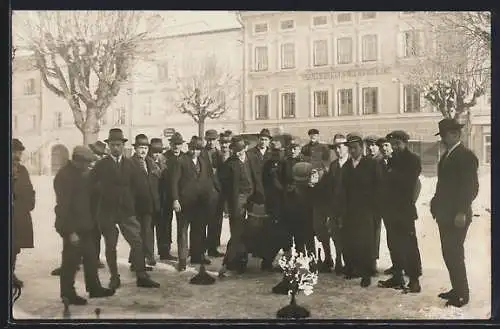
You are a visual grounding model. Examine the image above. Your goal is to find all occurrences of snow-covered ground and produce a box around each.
[11,174,491,320]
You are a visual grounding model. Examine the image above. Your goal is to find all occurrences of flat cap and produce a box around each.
[308,128,320,135]
[386,130,410,143]
[187,136,204,150]
[364,135,379,144]
[376,137,388,147]
[230,139,246,153]
[12,138,25,151]
[72,145,98,162]
[204,129,219,140]
[346,133,364,144]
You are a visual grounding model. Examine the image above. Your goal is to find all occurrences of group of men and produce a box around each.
[11,117,479,310]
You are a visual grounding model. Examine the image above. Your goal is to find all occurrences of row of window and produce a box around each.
[254,85,421,119]
[253,11,386,35]
[254,30,421,71]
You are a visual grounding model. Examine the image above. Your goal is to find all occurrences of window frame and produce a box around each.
[336,12,353,25]
[114,106,126,126]
[253,45,269,72]
[312,39,329,67]
[403,84,422,113]
[483,134,491,164]
[361,86,379,115]
[279,91,297,119]
[254,92,270,120]
[24,78,36,96]
[337,87,355,116]
[402,29,423,58]
[336,36,354,65]
[360,12,377,20]
[54,111,63,128]
[311,14,329,29]
[253,21,269,35]
[312,89,330,118]
[279,19,296,32]
[279,42,296,70]
[360,33,379,62]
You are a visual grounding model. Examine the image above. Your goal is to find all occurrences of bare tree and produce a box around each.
[401,11,490,146]
[176,54,239,137]
[13,11,164,144]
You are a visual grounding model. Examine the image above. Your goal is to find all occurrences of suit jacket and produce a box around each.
[262,157,284,215]
[315,159,345,219]
[159,150,184,204]
[130,155,162,215]
[246,146,272,204]
[221,155,255,213]
[431,143,479,223]
[12,163,35,249]
[301,142,331,170]
[201,148,222,193]
[385,148,422,220]
[171,154,212,208]
[54,161,95,236]
[90,155,141,224]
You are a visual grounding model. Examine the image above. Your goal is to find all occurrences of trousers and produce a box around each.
[438,218,471,299]
[151,211,169,257]
[206,190,224,252]
[223,194,249,271]
[60,231,101,297]
[161,195,175,254]
[101,216,147,279]
[177,198,208,262]
[129,214,154,263]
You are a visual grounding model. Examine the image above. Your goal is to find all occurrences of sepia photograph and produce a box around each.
[10,10,491,320]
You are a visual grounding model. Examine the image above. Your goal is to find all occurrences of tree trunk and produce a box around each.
[198,118,206,138]
[81,107,100,145]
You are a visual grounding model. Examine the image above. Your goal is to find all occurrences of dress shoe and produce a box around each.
[89,287,115,298]
[208,249,225,257]
[438,289,455,300]
[51,267,62,276]
[146,258,157,266]
[177,260,187,272]
[137,277,160,288]
[378,276,405,289]
[334,263,344,275]
[160,253,178,261]
[445,296,469,308]
[360,277,371,288]
[191,257,211,265]
[98,261,106,269]
[383,266,395,275]
[108,276,121,290]
[130,264,153,272]
[13,274,24,288]
[403,279,421,294]
[63,295,88,306]
[344,273,361,280]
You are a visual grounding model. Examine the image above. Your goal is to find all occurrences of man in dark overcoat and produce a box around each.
[54,146,115,305]
[301,128,331,170]
[218,139,255,276]
[246,128,272,205]
[11,138,35,288]
[201,129,225,257]
[431,119,479,308]
[129,134,162,269]
[340,133,379,288]
[91,128,160,289]
[378,131,423,293]
[158,132,185,261]
[171,136,213,271]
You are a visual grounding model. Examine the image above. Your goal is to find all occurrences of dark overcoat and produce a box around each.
[159,150,184,206]
[246,147,272,204]
[12,164,35,250]
[170,155,212,209]
[301,142,331,170]
[431,144,479,224]
[130,155,162,216]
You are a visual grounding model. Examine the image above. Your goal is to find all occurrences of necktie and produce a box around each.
[195,160,201,174]
[140,158,148,174]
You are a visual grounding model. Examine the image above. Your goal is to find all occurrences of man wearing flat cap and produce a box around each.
[54,146,115,305]
[377,130,423,294]
[301,128,331,171]
[11,138,35,289]
[246,128,272,206]
[339,133,379,288]
[129,134,162,270]
[219,138,255,276]
[158,132,185,261]
[431,118,479,308]
[91,128,160,289]
[171,136,213,271]
[201,129,225,258]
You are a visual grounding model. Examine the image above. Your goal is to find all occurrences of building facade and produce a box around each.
[239,11,490,174]
[12,27,243,175]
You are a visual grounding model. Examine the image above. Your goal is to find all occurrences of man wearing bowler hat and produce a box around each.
[171,136,213,271]
[340,133,379,288]
[148,138,169,261]
[158,132,185,261]
[202,129,225,257]
[91,128,160,289]
[128,134,161,270]
[378,130,423,293]
[54,146,115,305]
[301,128,331,171]
[431,118,479,307]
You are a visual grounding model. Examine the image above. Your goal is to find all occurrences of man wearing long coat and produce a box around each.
[12,138,35,288]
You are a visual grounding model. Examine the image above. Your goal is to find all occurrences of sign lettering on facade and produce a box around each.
[301,67,391,80]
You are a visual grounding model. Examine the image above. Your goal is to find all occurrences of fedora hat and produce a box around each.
[230,139,246,153]
[72,145,98,163]
[88,141,107,156]
[169,132,185,145]
[149,138,165,153]
[345,132,363,145]
[258,128,272,139]
[12,138,25,151]
[132,134,150,147]
[105,128,128,143]
[435,118,465,136]
[187,136,204,150]
[204,129,219,140]
[386,130,410,143]
[219,131,232,143]
[329,134,347,149]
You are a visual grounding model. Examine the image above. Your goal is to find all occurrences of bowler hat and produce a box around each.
[169,132,185,145]
[104,128,128,143]
[258,128,272,139]
[188,136,204,150]
[205,129,219,140]
[308,128,320,136]
[72,145,98,162]
[386,130,410,143]
[88,141,107,156]
[376,137,388,147]
[434,118,465,136]
[132,134,150,147]
[219,132,232,143]
[12,138,25,151]
[364,135,379,144]
[150,138,165,153]
[345,133,364,145]
[230,139,246,153]
[292,162,313,182]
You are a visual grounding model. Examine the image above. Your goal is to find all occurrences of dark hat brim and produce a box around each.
[104,138,128,143]
[434,123,465,136]
[132,142,151,147]
[88,144,106,156]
